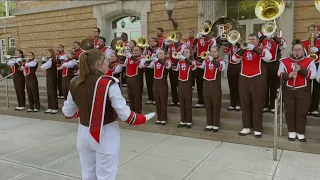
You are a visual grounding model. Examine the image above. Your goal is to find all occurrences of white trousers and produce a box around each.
[77,121,120,180]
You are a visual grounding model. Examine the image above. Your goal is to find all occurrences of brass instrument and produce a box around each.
[316,0,320,11]
[241,41,249,49]
[255,0,285,21]
[200,51,210,59]
[80,38,94,51]
[261,20,278,37]
[292,61,299,90]
[308,33,319,60]
[115,40,124,56]
[168,31,177,42]
[137,37,148,48]
[226,30,241,45]
[145,54,151,61]
[172,51,179,59]
[200,22,212,35]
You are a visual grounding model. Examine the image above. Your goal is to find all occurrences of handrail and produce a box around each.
[0,73,13,81]
[0,73,14,108]
[273,82,283,161]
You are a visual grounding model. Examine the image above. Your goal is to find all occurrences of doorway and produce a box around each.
[110,16,141,42]
[237,19,264,39]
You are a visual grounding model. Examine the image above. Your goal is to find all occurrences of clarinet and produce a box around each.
[292,55,300,90]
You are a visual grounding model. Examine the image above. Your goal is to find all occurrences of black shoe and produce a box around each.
[298,138,306,142]
[177,124,186,128]
[212,129,219,132]
[239,132,251,136]
[288,137,295,141]
[312,113,320,117]
[155,121,161,124]
[227,107,235,111]
[186,124,192,129]
[204,128,212,131]
[255,134,262,138]
[168,102,177,107]
[160,121,167,125]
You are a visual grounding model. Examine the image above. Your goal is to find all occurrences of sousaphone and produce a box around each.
[80,38,94,51]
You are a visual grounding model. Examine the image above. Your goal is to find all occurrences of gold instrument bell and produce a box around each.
[200,22,212,35]
[168,31,177,42]
[80,38,94,51]
[200,51,210,59]
[115,40,124,56]
[255,0,285,21]
[226,30,241,45]
[261,20,278,37]
[137,37,148,48]
[316,0,320,11]
[145,54,151,61]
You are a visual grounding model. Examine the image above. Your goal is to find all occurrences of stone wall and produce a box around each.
[15,6,96,57]
[147,0,198,39]
[294,1,320,39]
[16,0,71,11]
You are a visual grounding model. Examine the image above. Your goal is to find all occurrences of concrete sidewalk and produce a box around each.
[0,115,319,180]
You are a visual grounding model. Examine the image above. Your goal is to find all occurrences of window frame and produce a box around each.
[0,0,15,19]
[8,37,15,48]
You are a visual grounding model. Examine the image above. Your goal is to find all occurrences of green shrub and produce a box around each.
[0,63,11,78]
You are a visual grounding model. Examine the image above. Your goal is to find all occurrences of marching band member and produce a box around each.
[41,49,59,114]
[21,52,40,112]
[120,46,146,113]
[57,50,77,100]
[279,39,317,142]
[224,41,241,111]
[62,49,155,180]
[198,46,226,132]
[157,27,166,49]
[97,36,113,58]
[184,29,195,49]
[56,44,67,99]
[121,32,130,47]
[6,50,26,111]
[73,41,83,76]
[93,28,100,49]
[172,48,197,129]
[259,27,287,113]
[301,24,320,116]
[105,52,123,77]
[192,23,217,108]
[232,33,272,138]
[145,49,171,125]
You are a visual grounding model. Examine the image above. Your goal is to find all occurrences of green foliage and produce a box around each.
[0,63,11,78]
[0,0,16,17]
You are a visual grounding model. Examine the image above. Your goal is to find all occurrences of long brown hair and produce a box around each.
[76,49,105,86]
[46,49,57,63]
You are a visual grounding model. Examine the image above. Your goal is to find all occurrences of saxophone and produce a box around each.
[308,33,318,61]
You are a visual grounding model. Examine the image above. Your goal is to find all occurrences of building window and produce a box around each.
[0,0,16,18]
[227,0,259,20]
[112,16,141,30]
[8,38,15,48]
[0,39,6,57]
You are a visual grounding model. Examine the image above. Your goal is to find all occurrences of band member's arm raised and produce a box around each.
[25,60,37,67]
[299,61,317,79]
[6,59,16,66]
[113,64,123,74]
[108,82,155,125]
[232,48,245,64]
[40,59,53,70]
[138,58,147,68]
[145,60,155,69]
[61,60,77,68]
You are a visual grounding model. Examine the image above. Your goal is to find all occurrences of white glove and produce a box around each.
[151,54,157,58]
[208,56,213,61]
[177,52,182,56]
[179,55,186,60]
[42,57,48,62]
[173,39,178,43]
[165,39,170,45]
[310,47,319,53]
[126,53,132,58]
[196,32,202,39]
[145,112,155,121]
[247,43,255,50]
[153,57,159,61]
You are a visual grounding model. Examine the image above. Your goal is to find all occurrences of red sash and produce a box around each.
[89,76,113,144]
[11,66,15,73]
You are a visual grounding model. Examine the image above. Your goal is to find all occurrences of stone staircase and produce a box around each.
[0,78,320,154]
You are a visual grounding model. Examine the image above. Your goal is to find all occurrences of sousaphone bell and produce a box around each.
[80,38,94,51]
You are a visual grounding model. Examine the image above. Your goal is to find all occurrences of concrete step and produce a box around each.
[0,106,319,155]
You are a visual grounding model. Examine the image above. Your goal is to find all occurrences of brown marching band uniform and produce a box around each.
[8,59,26,108]
[260,35,286,111]
[173,59,197,125]
[43,59,58,110]
[22,60,40,110]
[121,56,145,114]
[166,42,180,105]
[147,59,171,122]
[301,39,320,114]
[224,43,241,109]
[199,58,226,128]
[278,57,316,135]
[56,51,67,98]
[233,46,271,133]
[61,59,76,100]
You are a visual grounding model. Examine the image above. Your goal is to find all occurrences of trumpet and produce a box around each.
[240,41,249,49]
[200,22,212,36]
[172,51,179,59]
[308,33,319,61]
[200,51,210,59]
[226,30,241,45]
[137,37,148,49]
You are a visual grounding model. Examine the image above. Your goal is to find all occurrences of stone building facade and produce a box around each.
[0,0,319,59]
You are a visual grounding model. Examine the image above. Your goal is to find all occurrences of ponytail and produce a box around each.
[76,52,90,86]
[76,49,105,87]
